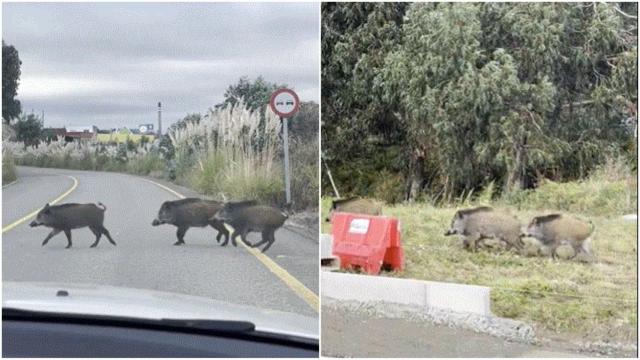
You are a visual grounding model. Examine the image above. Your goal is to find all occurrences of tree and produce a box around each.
[2,40,22,123]
[321,3,410,197]
[215,76,284,114]
[14,113,43,147]
[322,2,637,202]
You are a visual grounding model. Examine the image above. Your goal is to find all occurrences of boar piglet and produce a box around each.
[29,202,116,249]
[152,198,229,246]
[525,214,594,260]
[212,200,287,253]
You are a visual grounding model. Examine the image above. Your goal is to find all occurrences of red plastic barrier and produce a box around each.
[331,212,404,275]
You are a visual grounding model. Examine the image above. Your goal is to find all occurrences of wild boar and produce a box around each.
[524,214,595,260]
[151,198,229,246]
[29,202,116,249]
[444,206,524,252]
[325,197,382,222]
[212,200,287,253]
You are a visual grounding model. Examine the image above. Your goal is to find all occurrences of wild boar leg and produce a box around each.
[100,226,116,246]
[89,226,102,248]
[251,230,271,249]
[230,229,249,247]
[41,228,62,246]
[464,233,482,252]
[63,229,72,249]
[174,227,187,246]
[209,220,229,244]
[222,230,239,247]
[238,229,252,247]
[260,231,276,253]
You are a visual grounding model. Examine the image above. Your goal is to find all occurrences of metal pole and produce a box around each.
[157,102,162,136]
[322,156,341,198]
[282,116,291,205]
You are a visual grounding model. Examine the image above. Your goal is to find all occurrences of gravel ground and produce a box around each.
[321,298,636,358]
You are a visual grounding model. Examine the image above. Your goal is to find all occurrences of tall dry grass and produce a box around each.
[169,104,287,206]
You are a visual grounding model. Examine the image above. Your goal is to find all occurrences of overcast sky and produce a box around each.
[2,2,319,129]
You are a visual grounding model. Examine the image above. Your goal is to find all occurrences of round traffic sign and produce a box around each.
[269,88,300,118]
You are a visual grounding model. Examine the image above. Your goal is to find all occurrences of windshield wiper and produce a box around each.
[3,307,255,334]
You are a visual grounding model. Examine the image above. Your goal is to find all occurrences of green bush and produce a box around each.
[190,150,284,206]
[501,170,636,217]
[371,170,405,205]
[290,137,319,210]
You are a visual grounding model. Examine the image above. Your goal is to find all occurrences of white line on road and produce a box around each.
[2,175,79,233]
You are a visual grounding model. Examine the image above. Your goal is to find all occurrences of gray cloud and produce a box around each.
[2,2,319,128]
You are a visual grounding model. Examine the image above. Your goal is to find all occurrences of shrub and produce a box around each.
[500,157,637,216]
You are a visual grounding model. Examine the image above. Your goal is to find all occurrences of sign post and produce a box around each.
[269,88,300,205]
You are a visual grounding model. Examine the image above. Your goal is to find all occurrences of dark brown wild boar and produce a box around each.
[212,200,287,253]
[151,198,229,246]
[29,202,116,249]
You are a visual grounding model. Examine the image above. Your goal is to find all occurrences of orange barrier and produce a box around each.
[331,212,404,275]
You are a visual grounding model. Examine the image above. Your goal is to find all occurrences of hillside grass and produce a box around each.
[321,171,638,343]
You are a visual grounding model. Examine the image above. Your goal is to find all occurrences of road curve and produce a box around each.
[2,166,318,319]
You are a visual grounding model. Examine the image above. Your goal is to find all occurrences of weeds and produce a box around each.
[6,103,318,211]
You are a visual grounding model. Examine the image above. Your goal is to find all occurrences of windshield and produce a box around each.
[2,1,319,335]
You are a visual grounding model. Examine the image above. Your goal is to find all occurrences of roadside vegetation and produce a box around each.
[322,156,637,344]
[321,2,637,346]
[2,148,17,185]
[4,77,318,211]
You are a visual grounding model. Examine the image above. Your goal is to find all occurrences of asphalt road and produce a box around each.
[3,167,318,319]
[321,305,590,358]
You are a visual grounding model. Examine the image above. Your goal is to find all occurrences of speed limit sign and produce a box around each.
[269,88,300,118]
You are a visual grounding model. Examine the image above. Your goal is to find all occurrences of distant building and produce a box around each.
[138,123,155,134]
[95,126,155,144]
[64,125,98,142]
[42,127,66,142]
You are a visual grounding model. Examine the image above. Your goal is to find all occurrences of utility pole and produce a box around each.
[157,102,162,136]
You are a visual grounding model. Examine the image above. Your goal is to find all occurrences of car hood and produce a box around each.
[3,281,318,340]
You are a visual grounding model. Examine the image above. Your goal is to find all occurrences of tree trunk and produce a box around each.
[504,132,528,193]
[406,147,425,202]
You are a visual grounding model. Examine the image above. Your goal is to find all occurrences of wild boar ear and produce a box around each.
[44,203,50,208]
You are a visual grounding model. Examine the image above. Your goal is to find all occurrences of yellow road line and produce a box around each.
[143,177,319,312]
[2,175,79,233]
[2,179,18,188]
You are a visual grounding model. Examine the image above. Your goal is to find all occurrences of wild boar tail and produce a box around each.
[97,202,107,211]
[588,220,596,235]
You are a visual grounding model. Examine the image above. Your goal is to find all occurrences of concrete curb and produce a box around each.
[320,233,334,260]
[322,271,491,316]
[322,297,536,344]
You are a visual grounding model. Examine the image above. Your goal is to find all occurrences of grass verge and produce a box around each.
[321,174,637,343]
